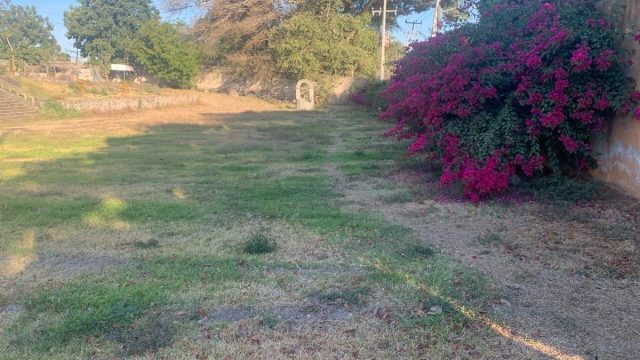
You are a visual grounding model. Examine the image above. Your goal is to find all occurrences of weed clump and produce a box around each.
[243,233,277,255]
[42,100,82,119]
[133,239,160,249]
[406,244,435,258]
[476,232,502,246]
[312,286,370,306]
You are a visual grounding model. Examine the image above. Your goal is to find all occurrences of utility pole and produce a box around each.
[372,1,397,81]
[431,0,442,37]
[405,19,423,43]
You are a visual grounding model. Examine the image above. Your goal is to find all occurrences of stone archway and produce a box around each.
[295,79,315,110]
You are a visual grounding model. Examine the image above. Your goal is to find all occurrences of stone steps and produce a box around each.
[0,90,39,121]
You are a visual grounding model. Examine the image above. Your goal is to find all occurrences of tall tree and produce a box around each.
[163,0,471,74]
[0,0,61,72]
[64,0,159,68]
[131,20,200,89]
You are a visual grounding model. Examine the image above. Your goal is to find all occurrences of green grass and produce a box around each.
[14,279,164,352]
[0,107,503,358]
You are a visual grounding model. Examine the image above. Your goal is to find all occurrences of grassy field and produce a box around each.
[0,101,520,359]
[4,98,634,359]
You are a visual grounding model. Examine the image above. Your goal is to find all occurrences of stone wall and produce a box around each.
[197,69,295,101]
[59,94,199,113]
[592,1,640,198]
[197,68,358,104]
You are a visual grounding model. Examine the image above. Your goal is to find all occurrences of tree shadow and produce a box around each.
[0,108,595,358]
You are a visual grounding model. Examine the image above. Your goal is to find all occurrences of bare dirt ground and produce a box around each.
[326,113,640,359]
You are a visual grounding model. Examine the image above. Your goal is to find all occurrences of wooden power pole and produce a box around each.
[373,1,397,81]
[431,0,442,37]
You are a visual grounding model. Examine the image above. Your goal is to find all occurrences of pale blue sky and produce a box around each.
[12,1,434,56]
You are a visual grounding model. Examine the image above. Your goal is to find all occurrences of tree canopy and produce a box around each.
[64,0,159,67]
[163,0,471,79]
[0,0,61,70]
[165,0,457,19]
[269,10,378,78]
[131,20,200,89]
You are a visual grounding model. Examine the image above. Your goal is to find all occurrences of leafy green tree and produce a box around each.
[64,0,159,68]
[164,0,470,78]
[131,20,200,89]
[269,10,378,79]
[0,0,61,71]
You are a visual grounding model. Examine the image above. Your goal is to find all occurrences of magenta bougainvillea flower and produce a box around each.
[375,0,639,202]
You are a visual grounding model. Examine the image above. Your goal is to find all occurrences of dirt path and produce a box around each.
[327,110,640,360]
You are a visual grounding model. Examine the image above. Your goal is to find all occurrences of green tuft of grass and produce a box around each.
[311,286,370,306]
[405,244,436,258]
[260,313,280,329]
[243,233,277,255]
[133,239,160,249]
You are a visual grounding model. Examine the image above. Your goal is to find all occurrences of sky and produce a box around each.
[396,9,437,44]
[11,0,436,56]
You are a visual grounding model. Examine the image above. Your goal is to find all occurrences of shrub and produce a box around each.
[243,233,277,255]
[350,80,389,110]
[382,0,639,202]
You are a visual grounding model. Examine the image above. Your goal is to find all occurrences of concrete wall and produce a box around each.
[592,1,640,198]
[60,94,199,113]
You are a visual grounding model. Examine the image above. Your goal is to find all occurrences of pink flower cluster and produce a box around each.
[460,153,514,203]
[378,0,639,202]
[570,44,592,72]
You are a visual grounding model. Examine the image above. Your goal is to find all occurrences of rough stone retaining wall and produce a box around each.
[593,1,640,198]
[197,68,358,105]
[59,94,199,113]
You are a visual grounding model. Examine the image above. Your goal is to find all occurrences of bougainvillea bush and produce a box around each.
[382,0,640,202]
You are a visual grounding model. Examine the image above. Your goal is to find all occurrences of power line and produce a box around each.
[405,19,422,43]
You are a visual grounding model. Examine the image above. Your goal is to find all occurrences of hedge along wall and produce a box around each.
[593,0,640,198]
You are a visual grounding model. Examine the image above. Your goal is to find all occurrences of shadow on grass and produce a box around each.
[0,108,585,358]
[1,110,412,355]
